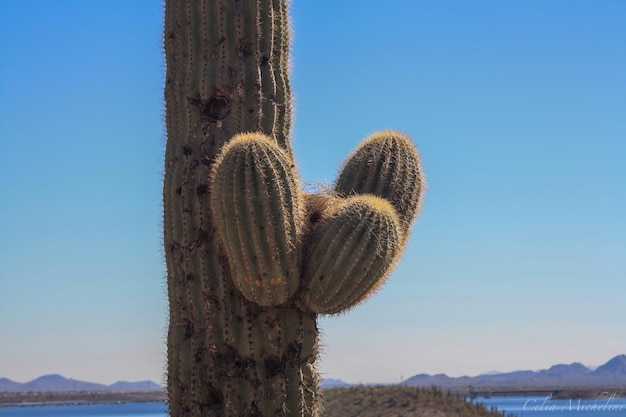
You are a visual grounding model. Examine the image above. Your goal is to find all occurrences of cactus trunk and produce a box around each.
[163,1,318,416]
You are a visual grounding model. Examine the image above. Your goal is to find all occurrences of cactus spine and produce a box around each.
[163,1,424,416]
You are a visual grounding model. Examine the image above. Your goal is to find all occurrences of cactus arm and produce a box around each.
[210,133,304,306]
[297,132,425,314]
[335,131,425,235]
[299,195,403,314]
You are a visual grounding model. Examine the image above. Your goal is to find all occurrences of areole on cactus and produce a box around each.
[163,1,424,416]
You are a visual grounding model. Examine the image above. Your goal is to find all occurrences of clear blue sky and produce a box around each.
[1,1,624,385]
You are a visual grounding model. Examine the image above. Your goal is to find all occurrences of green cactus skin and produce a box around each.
[210,133,304,306]
[335,131,425,235]
[164,1,423,416]
[299,195,403,314]
[163,1,319,416]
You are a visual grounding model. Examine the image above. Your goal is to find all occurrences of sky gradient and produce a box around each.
[1,1,625,385]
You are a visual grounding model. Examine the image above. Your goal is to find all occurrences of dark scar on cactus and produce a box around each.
[204,386,224,412]
[264,356,283,379]
[182,318,193,340]
[309,211,322,224]
[199,96,229,123]
[196,184,208,196]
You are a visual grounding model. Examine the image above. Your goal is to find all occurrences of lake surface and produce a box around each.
[1,395,625,417]
[0,402,166,417]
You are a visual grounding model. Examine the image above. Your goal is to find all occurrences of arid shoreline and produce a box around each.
[0,391,166,407]
[3,385,626,408]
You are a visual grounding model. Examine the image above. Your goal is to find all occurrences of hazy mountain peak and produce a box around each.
[0,374,163,393]
[593,354,626,375]
[37,374,65,380]
[403,354,626,388]
[479,370,503,376]
[320,378,351,389]
[542,362,591,375]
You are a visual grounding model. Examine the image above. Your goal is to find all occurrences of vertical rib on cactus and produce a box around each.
[164,1,318,416]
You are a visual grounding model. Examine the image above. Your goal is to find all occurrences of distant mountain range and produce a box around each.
[4,355,625,392]
[0,374,163,393]
[320,378,352,389]
[403,354,626,387]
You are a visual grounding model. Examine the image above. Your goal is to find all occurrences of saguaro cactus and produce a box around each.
[163,1,424,416]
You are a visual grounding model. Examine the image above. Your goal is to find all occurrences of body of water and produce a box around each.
[0,402,166,417]
[2,395,626,417]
